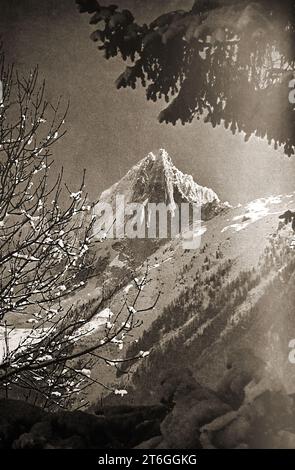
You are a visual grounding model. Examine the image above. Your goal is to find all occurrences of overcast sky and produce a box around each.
[1,0,294,205]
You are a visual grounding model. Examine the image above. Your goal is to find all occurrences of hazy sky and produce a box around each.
[1,0,294,205]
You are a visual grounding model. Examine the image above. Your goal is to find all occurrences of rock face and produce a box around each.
[92,149,225,239]
[1,352,295,449]
[98,149,221,208]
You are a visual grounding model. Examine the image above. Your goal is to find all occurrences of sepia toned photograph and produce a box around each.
[0,0,295,454]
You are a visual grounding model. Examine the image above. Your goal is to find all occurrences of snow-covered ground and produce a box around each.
[74,307,113,339]
[0,307,114,363]
[222,193,295,233]
[0,326,48,362]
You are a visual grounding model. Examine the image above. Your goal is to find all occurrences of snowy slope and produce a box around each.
[5,149,295,405]
[81,189,295,402]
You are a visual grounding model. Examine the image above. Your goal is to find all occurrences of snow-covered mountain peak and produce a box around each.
[95,150,225,229]
[147,148,174,168]
[137,149,221,207]
[147,148,170,162]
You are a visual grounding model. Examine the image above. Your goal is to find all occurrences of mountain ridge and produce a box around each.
[98,149,221,206]
[93,149,227,239]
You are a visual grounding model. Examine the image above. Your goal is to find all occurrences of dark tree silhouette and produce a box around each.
[279,210,295,230]
[77,0,295,156]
